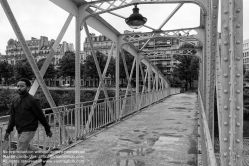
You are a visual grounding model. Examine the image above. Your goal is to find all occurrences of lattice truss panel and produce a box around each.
[79,0,206,14]
[122,29,199,42]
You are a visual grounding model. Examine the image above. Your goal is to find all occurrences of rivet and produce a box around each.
[213,34,216,37]
[236,106,240,110]
[229,147,231,150]
[236,24,241,28]
[236,41,241,45]
[236,123,241,127]
[224,138,228,142]
[224,74,228,77]
[236,139,240,143]
[229,82,231,85]
[236,57,241,61]
[213,25,216,28]
[224,41,228,45]
[224,57,228,61]
[236,73,240,77]
[224,152,227,157]
[237,155,240,158]
[224,25,228,29]
[229,115,232,118]
[224,122,228,126]
[214,6,217,9]
[236,9,241,13]
[224,106,228,110]
[229,163,231,166]
[224,90,228,93]
[224,10,228,14]
[236,90,240,94]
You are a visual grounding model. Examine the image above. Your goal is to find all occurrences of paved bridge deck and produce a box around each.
[44,92,198,166]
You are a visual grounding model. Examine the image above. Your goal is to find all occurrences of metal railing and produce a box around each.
[0,87,180,165]
[198,88,217,166]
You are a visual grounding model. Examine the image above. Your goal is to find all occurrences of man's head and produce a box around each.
[17,78,31,95]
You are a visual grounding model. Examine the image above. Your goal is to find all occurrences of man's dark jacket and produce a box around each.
[6,92,51,135]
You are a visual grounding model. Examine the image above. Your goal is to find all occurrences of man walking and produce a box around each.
[4,78,52,166]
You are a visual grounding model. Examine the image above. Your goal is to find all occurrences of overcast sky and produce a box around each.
[0,0,248,54]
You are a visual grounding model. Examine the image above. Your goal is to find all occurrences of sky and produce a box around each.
[0,0,248,55]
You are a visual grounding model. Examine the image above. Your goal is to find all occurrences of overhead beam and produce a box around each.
[158,3,184,30]
[49,0,78,15]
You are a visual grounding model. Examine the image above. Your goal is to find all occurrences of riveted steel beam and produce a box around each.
[220,0,243,165]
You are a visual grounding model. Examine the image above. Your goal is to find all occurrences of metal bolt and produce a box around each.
[224,138,228,142]
[229,115,232,118]
[224,74,228,77]
[224,41,228,45]
[236,106,240,110]
[224,122,228,126]
[237,155,240,158]
[236,41,241,44]
[236,90,240,94]
[236,139,240,143]
[236,57,241,61]
[224,153,227,157]
[224,106,228,110]
[236,123,241,127]
[214,6,217,9]
[236,9,241,13]
[224,10,228,14]
[236,24,241,28]
[224,90,228,93]
[224,57,228,61]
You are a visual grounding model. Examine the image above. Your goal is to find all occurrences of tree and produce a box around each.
[14,59,34,81]
[0,61,14,85]
[171,42,199,90]
[84,51,107,85]
[57,51,76,86]
[37,58,57,79]
[172,55,199,90]
[119,50,135,86]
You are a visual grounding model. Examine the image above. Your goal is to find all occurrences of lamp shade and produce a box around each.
[125,5,147,29]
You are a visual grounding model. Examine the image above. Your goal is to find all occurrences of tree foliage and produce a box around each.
[57,51,75,79]
[0,61,14,85]
[171,42,199,90]
[14,59,34,80]
[37,58,57,79]
[84,51,107,79]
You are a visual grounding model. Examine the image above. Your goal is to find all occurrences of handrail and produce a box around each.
[0,87,181,165]
[198,88,217,166]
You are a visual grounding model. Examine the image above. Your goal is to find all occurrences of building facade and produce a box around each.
[83,33,201,76]
[2,36,74,68]
[243,39,249,70]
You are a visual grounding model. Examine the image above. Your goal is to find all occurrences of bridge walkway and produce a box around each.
[43,92,198,166]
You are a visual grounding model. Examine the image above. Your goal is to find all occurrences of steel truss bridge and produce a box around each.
[0,0,244,166]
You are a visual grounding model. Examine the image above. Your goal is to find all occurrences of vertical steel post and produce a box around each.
[75,8,81,138]
[220,0,243,165]
[148,64,151,92]
[116,42,120,119]
[207,0,219,143]
[136,54,140,94]
[156,72,159,91]
[205,0,211,129]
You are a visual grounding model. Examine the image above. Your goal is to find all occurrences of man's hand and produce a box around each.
[4,133,10,140]
[47,131,52,138]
